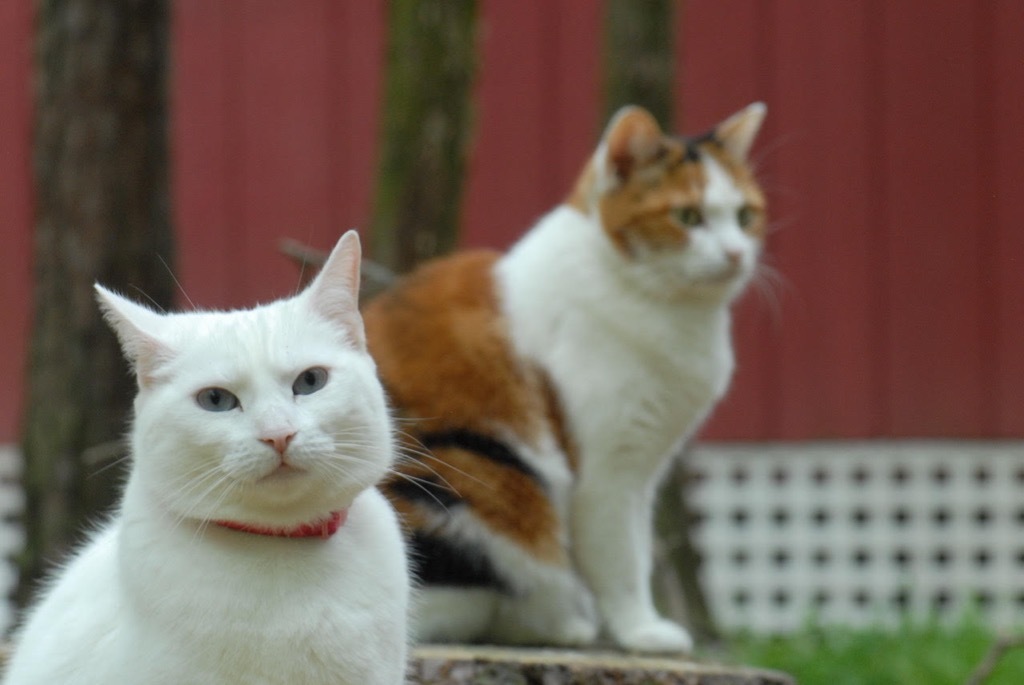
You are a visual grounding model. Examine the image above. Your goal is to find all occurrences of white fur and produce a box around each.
[427,146,760,652]
[3,233,409,684]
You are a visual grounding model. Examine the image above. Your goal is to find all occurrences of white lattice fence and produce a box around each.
[687,442,1024,634]
[0,447,23,635]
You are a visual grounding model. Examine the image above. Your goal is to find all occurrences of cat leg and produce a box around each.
[489,567,599,647]
[571,476,694,653]
[412,586,499,644]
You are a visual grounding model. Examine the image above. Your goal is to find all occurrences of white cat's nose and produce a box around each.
[260,432,295,456]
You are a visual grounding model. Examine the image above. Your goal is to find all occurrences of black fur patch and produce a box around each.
[417,429,545,486]
[408,531,510,591]
[387,474,463,511]
[684,129,721,158]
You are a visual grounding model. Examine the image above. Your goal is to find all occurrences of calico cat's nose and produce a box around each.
[260,432,295,456]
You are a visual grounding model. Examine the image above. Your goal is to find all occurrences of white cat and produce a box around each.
[3,231,409,685]
[365,103,767,652]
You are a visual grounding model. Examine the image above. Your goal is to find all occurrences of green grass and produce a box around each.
[723,621,1024,685]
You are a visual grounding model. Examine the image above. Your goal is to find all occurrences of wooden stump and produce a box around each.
[1,642,795,683]
[410,645,795,685]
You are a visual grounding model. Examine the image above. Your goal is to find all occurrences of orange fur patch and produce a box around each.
[567,132,766,256]
[538,367,579,474]
[365,252,541,438]
[365,251,570,564]
[386,444,566,564]
[598,138,706,256]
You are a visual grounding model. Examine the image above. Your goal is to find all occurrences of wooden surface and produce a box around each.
[410,645,795,685]
[0,642,792,683]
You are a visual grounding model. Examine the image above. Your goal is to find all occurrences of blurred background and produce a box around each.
[1,1,1023,681]
[4,1,1022,447]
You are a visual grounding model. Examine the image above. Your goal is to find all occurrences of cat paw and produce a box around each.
[549,616,600,648]
[612,618,694,653]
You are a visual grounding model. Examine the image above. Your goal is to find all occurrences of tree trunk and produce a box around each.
[18,0,172,605]
[603,0,678,125]
[369,0,478,274]
[603,0,721,645]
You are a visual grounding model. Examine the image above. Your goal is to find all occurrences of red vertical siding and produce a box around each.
[462,0,602,250]
[172,1,234,307]
[766,2,878,439]
[173,0,384,310]
[4,1,1024,442]
[880,2,987,436]
[992,1,1024,436]
[0,2,33,442]
[685,0,1024,440]
[678,0,780,440]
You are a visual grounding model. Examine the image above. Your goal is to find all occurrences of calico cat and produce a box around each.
[365,103,767,653]
[3,232,409,685]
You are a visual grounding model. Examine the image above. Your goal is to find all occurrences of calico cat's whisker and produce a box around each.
[748,130,799,172]
[748,263,788,328]
[762,215,796,237]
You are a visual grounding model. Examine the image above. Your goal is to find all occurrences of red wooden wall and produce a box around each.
[0,2,33,446]
[2,1,1023,443]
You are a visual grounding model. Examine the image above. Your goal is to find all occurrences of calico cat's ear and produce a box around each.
[303,229,366,350]
[600,105,665,183]
[715,102,767,161]
[95,285,172,388]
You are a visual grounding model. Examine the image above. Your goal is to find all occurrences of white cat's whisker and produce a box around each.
[156,252,196,311]
[392,429,492,490]
[384,470,456,512]
[188,482,237,544]
[163,466,238,537]
[88,454,132,479]
[392,442,489,492]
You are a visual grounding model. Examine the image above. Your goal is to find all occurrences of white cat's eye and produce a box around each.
[196,387,240,412]
[293,367,329,396]
[737,205,758,229]
[673,206,704,227]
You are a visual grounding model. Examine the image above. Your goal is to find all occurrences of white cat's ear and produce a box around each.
[599,105,665,183]
[715,102,767,161]
[304,230,366,350]
[95,285,172,388]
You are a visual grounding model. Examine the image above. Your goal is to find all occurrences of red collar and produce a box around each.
[213,509,348,539]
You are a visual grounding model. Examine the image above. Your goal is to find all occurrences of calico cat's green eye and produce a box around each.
[293,367,329,396]
[674,206,704,227]
[737,205,757,229]
[196,387,240,412]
